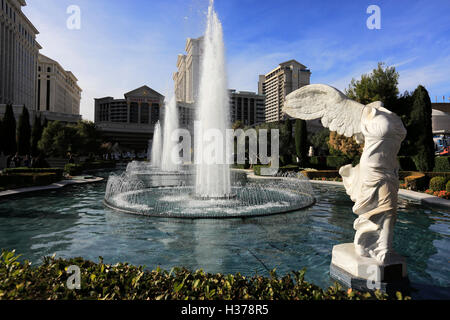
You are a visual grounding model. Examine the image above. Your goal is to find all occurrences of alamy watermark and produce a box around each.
[66,265,81,290]
[165,122,280,174]
[366,5,381,30]
[67,5,81,30]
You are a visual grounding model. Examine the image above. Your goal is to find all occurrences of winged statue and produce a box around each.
[284,84,407,264]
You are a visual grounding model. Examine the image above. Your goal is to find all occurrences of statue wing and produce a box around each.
[283,84,365,139]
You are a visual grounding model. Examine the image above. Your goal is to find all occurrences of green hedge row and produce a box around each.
[434,157,450,172]
[0,250,407,300]
[0,172,60,189]
[2,167,63,177]
[64,161,116,176]
[309,156,352,170]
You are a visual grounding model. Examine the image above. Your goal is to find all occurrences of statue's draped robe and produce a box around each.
[339,105,406,263]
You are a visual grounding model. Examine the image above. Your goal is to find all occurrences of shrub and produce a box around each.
[309,156,327,169]
[0,250,408,300]
[2,167,63,179]
[300,170,340,180]
[64,163,84,176]
[326,156,351,169]
[404,172,428,191]
[429,176,447,192]
[253,164,268,176]
[232,164,250,169]
[0,172,60,189]
[278,165,299,173]
[434,157,450,172]
[446,180,450,193]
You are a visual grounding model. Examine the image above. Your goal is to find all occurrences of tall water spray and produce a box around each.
[151,120,162,167]
[161,96,180,172]
[195,0,231,198]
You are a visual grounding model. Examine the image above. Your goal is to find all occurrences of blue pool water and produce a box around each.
[0,169,448,299]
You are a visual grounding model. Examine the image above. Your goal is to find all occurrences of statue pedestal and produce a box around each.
[330,243,409,293]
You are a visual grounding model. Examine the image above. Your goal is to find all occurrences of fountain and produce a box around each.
[103,0,315,219]
[161,96,180,172]
[151,121,162,167]
[194,0,231,199]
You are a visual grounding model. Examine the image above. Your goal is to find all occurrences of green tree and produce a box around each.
[31,114,43,156]
[309,128,330,156]
[345,62,400,111]
[38,121,81,157]
[16,106,31,155]
[407,85,435,172]
[74,120,102,156]
[294,119,308,167]
[280,119,294,165]
[2,104,17,155]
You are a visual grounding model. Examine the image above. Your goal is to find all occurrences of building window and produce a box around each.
[37,79,41,110]
[47,67,51,73]
[46,80,51,111]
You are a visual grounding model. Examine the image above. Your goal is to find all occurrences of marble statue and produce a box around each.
[283,84,407,265]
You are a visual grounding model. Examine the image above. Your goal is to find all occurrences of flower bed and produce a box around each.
[0,250,408,300]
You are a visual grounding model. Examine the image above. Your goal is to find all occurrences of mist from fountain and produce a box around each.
[161,96,180,172]
[151,121,162,167]
[195,0,231,198]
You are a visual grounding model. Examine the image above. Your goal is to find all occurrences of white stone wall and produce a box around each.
[0,0,40,110]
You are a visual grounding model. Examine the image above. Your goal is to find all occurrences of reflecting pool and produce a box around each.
[0,169,448,299]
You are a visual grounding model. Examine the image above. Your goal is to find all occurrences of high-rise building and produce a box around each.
[258,60,311,123]
[94,85,164,151]
[173,36,203,104]
[36,54,82,123]
[229,90,265,126]
[0,0,41,109]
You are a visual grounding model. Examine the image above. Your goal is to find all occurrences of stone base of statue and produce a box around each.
[330,243,409,294]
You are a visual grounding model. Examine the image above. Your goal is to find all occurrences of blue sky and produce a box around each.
[24,0,450,120]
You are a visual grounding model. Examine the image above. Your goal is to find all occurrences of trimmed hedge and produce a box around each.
[326,156,351,169]
[404,172,428,191]
[309,156,351,170]
[300,170,340,180]
[447,181,450,193]
[309,156,327,169]
[65,161,116,176]
[278,165,300,173]
[429,176,448,192]
[0,172,60,189]
[64,164,84,176]
[231,163,250,170]
[0,250,408,300]
[434,157,450,172]
[2,167,63,179]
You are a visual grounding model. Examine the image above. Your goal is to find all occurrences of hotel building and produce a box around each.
[0,0,41,109]
[37,53,82,123]
[229,90,265,126]
[94,86,164,151]
[258,60,311,123]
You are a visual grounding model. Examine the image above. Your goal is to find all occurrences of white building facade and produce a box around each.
[37,54,81,117]
[258,60,311,123]
[0,0,41,109]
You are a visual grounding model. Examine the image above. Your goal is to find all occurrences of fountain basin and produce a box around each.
[104,183,315,219]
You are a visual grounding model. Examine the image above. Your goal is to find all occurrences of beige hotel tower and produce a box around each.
[258,60,311,123]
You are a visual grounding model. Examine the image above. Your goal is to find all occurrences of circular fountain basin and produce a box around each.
[104,170,315,219]
[104,184,315,219]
